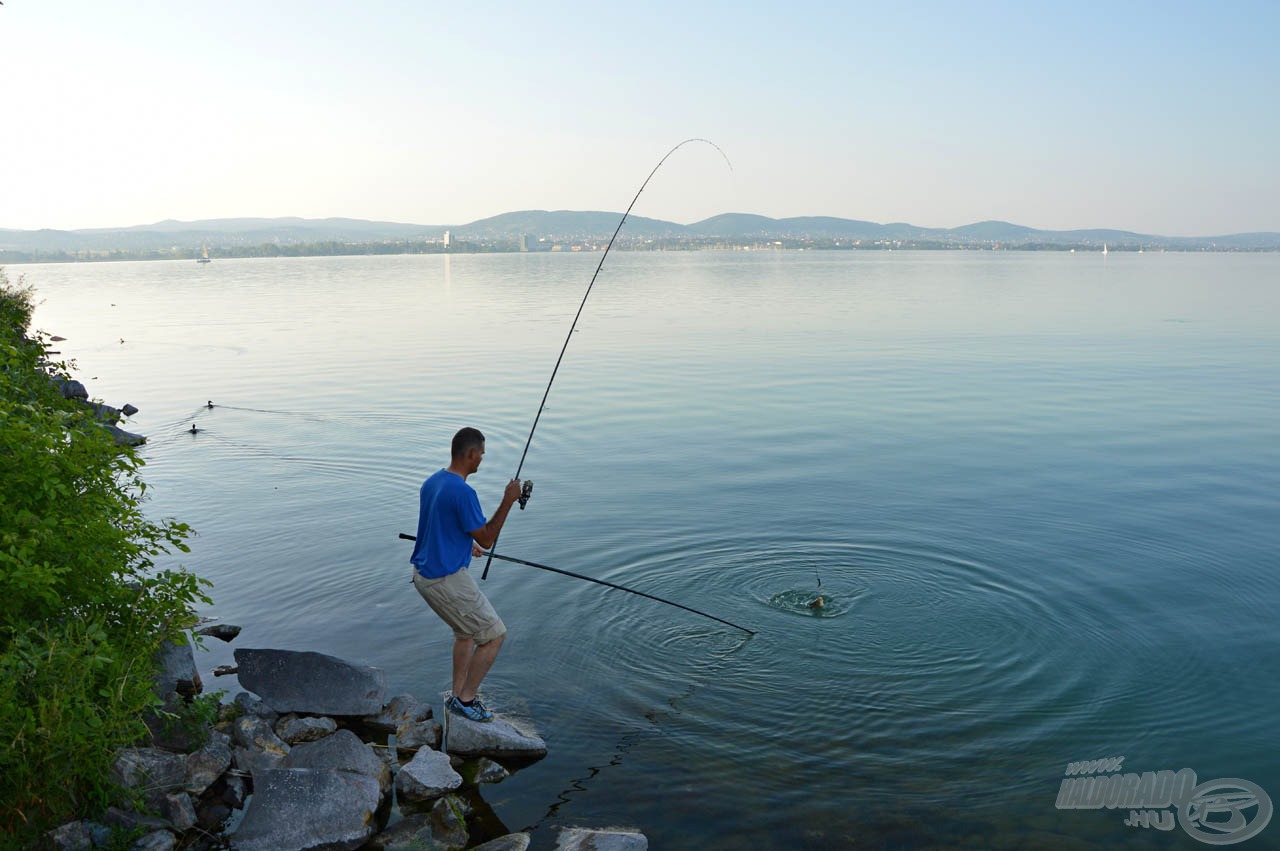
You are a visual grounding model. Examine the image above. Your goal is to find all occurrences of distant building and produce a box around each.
[443,230,452,248]
[519,233,528,252]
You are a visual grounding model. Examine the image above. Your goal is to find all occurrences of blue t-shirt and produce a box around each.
[410,469,487,579]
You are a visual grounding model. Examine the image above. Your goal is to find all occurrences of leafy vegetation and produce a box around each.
[0,268,209,843]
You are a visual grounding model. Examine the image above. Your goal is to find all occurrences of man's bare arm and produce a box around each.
[470,478,522,550]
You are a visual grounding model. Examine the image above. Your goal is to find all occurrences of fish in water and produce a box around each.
[808,596,825,610]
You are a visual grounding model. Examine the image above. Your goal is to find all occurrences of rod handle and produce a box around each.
[399,533,416,541]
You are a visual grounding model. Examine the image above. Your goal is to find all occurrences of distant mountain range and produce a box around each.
[3,211,1279,255]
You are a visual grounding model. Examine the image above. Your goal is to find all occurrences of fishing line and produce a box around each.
[481,138,733,581]
[521,630,751,835]
[398,533,753,634]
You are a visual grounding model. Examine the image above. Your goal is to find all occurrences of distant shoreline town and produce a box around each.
[3,210,1279,263]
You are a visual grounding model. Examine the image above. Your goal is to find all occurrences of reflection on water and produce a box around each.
[26,251,1280,849]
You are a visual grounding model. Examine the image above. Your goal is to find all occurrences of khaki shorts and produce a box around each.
[412,567,506,645]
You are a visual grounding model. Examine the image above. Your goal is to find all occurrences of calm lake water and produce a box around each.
[25,251,1280,849]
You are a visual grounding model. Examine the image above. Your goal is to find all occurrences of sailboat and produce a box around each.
[197,243,211,264]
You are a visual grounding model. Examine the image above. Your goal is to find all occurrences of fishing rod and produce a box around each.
[481,138,732,581]
[398,533,754,635]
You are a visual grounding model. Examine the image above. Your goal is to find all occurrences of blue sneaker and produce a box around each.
[446,694,493,722]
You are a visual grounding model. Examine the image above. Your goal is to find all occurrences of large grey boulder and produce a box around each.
[364,796,470,850]
[230,768,382,851]
[186,732,232,794]
[234,649,386,716]
[555,828,649,851]
[363,693,432,733]
[282,728,391,795]
[472,835,532,851]
[276,713,337,744]
[442,714,546,760]
[394,747,462,803]
[111,748,188,800]
[153,638,201,697]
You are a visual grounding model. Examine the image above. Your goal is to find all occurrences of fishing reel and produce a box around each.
[518,479,534,509]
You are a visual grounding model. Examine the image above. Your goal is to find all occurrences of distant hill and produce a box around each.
[456,210,685,239]
[2,211,1278,256]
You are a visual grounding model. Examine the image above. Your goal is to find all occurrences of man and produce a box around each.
[410,426,522,722]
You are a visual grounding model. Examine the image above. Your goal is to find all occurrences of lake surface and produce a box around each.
[26,250,1280,849]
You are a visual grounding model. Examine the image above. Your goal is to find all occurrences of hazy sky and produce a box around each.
[2,1,1277,235]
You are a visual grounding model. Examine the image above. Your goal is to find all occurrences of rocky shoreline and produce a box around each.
[46,636,647,851]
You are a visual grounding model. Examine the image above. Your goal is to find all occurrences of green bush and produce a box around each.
[0,268,209,842]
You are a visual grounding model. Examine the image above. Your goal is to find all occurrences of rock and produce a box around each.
[555,828,648,851]
[275,713,337,744]
[472,835,532,851]
[85,821,111,847]
[230,768,381,851]
[222,774,249,809]
[395,747,462,803]
[233,691,277,721]
[186,733,233,794]
[121,403,140,416]
[157,791,197,832]
[442,714,546,760]
[86,402,121,424]
[232,715,290,756]
[362,693,432,733]
[143,691,209,752]
[111,748,188,800]
[196,799,233,832]
[102,807,168,833]
[365,796,470,851]
[463,757,509,785]
[132,831,176,851]
[154,638,201,697]
[196,623,242,642]
[231,715,290,773]
[234,648,386,716]
[46,820,93,851]
[105,424,147,446]
[282,728,391,795]
[394,717,441,755]
[59,378,88,400]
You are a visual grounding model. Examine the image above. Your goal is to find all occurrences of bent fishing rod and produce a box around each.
[481,138,732,581]
[398,533,754,635]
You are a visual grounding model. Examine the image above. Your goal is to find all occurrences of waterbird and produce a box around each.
[206,400,214,409]
[188,423,199,434]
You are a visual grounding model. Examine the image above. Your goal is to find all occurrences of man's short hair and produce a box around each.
[451,427,485,460]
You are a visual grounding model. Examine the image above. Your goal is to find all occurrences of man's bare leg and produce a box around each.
[457,633,504,703]
[451,637,475,697]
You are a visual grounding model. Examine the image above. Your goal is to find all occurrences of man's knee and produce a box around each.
[476,630,506,649]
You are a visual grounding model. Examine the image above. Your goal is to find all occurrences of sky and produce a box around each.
[1,1,1277,236]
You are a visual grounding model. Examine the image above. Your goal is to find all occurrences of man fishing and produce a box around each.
[410,426,522,723]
